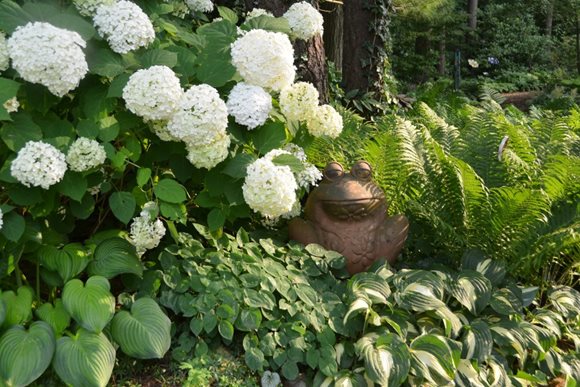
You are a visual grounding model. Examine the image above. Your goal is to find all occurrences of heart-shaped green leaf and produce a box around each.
[87,238,143,279]
[38,243,90,283]
[35,299,71,336]
[53,328,116,387]
[111,298,171,359]
[62,276,115,333]
[0,321,55,386]
[0,299,5,327]
[0,286,33,329]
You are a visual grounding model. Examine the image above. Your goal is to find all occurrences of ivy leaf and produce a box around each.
[109,191,136,224]
[111,298,171,359]
[0,322,55,386]
[53,329,115,387]
[88,238,143,279]
[154,179,187,204]
[62,276,115,333]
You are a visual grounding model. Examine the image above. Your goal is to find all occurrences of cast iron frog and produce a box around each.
[289,161,409,274]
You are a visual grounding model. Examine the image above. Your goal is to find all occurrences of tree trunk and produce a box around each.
[244,0,329,102]
[438,39,446,75]
[322,2,343,71]
[576,11,580,75]
[545,0,555,36]
[342,0,393,97]
[467,0,478,30]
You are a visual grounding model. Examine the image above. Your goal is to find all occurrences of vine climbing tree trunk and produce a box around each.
[244,0,329,103]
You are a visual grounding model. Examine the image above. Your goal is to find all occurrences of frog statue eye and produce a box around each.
[351,161,372,180]
[323,162,344,180]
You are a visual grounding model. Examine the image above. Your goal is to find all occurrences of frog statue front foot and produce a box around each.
[289,161,409,275]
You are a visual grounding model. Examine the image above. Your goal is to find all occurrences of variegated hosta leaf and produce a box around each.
[410,334,459,385]
[0,321,55,386]
[38,243,90,283]
[530,308,563,339]
[349,272,391,305]
[461,319,493,362]
[0,286,33,329]
[455,359,489,387]
[393,270,445,300]
[111,297,171,359]
[88,237,143,279]
[483,357,511,387]
[53,328,116,387]
[461,251,506,287]
[448,270,492,315]
[490,288,523,316]
[35,299,71,336]
[344,297,371,324]
[548,286,580,318]
[355,332,411,387]
[518,321,545,354]
[490,320,527,363]
[62,276,115,333]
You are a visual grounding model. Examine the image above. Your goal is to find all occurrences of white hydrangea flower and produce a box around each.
[148,120,180,142]
[0,32,9,72]
[3,97,19,113]
[129,202,166,255]
[185,0,213,13]
[226,82,272,129]
[266,146,321,189]
[7,22,88,97]
[122,66,183,122]
[0,208,3,230]
[283,1,324,40]
[231,29,295,92]
[72,0,116,17]
[11,141,67,189]
[246,8,273,20]
[66,137,107,172]
[306,104,343,138]
[243,156,297,218]
[279,82,319,122]
[186,132,230,169]
[93,0,155,54]
[167,84,228,146]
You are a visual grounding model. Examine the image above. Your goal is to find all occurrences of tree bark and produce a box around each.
[545,0,555,36]
[576,10,580,75]
[467,0,479,30]
[244,0,329,102]
[438,38,446,75]
[322,2,343,71]
[342,1,373,93]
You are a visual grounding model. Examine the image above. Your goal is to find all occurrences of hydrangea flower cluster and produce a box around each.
[306,104,343,138]
[185,0,213,13]
[122,66,183,122]
[246,8,273,20]
[168,84,229,146]
[279,82,319,121]
[226,82,272,129]
[72,0,116,17]
[7,22,88,97]
[0,32,9,72]
[186,132,231,169]
[129,202,166,256]
[283,1,324,40]
[66,137,107,172]
[93,1,155,54]
[231,29,295,92]
[11,141,68,189]
[0,208,3,231]
[283,143,322,189]
[243,156,298,218]
[148,120,180,142]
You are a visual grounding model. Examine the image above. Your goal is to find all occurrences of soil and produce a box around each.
[500,91,541,111]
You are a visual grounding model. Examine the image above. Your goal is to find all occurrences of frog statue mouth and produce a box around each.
[321,198,383,220]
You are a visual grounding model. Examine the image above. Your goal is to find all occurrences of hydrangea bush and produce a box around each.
[0,1,337,385]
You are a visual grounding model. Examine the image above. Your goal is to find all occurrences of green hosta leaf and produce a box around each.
[0,286,33,328]
[88,238,143,279]
[349,272,391,305]
[355,332,411,386]
[62,276,115,333]
[490,288,523,315]
[250,121,287,154]
[240,15,291,34]
[111,298,171,359]
[109,191,136,224]
[0,300,5,327]
[461,319,492,362]
[448,270,492,315]
[549,286,580,318]
[0,321,55,386]
[35,300,71,336]
[154,179,187,204]
[38,243,90,283]
[53,329,115,387]
[410,335,458,385]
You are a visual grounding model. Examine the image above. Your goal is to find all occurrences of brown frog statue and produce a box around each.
[289,161,409,274]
